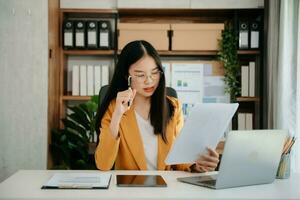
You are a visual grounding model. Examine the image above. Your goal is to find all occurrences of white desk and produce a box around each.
[0,170,299,200]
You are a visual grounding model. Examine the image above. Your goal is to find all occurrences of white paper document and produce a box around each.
[165,103,239,165]
[42,172,112,189]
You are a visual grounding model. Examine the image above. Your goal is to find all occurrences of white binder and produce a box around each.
[80,65,87,96]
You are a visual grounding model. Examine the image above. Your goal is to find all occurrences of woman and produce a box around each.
[95,40,219,172]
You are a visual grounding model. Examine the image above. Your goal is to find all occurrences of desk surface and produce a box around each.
[0,170,299,200]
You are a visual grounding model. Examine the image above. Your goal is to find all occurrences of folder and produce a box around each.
[80,65,87,96]
[63,20,74,49]
[87,65,94,96]
[250,19,260,49]
[245,113,253,130]
[249,62,255,97]
[94,65,101,95]
[239,20,249,49]
[86,21,98,49]
[238,113,246,130]
[74,21,86,49]
[98,21,111,49]
[72,65,79,96]
[101,65,109,86]
[241,65,249,96]
[41,173,112,189]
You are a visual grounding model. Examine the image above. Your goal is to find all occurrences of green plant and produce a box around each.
[51,95,99,169]
[218,21,240,101]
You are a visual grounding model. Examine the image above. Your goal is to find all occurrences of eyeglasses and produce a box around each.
[131,70,163,83]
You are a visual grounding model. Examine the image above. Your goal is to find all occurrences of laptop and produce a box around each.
[177,130,287,189]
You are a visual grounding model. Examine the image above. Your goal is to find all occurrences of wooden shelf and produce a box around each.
[237,50,260,55]
[159,50,218,56]
[236,97,260,102]
[63,50,115,56]
[61,9,117,14]
[116,50,259,56]
[61,96,91,101]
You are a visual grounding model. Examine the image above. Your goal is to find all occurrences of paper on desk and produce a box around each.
[165,103,238,165]
[42,172,112,189]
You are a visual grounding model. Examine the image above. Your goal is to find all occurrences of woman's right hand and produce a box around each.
[114,88,136,117]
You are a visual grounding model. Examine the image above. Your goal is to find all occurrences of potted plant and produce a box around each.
[50,96,99,169]
[218,21,240,101]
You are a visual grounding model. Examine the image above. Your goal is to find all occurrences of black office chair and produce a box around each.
[98,85,177,108]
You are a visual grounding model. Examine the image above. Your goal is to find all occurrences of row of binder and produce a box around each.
[63,20,112,49]
[238,17,262,49]
[72,64,109,96]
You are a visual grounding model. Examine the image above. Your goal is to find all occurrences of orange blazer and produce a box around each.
[95,96,192,171]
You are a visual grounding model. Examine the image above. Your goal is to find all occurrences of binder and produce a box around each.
[86,21,98,49]
[101,65,109,86]
[94,65,101,95]
[87,65,94,96]
[250,19,260,49]
[63,20,74,49]
[249,62,255,97]
[74,21,86,49]
[72,65,80,96]
[245,113,253,130]
[238,113,246,130]
[241,65,249,96]
[80,65,87,96]
[98,21,111,49]
[239,20,249,49]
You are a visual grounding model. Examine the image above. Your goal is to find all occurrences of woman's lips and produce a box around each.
[143,87,155,93]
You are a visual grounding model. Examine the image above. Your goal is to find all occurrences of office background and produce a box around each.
[0,0,299,183]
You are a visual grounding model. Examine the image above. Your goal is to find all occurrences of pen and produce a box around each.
[128,76,132,106]
[287,137,296,154]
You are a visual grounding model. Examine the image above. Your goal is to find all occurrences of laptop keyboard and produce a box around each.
[197,179,217,186]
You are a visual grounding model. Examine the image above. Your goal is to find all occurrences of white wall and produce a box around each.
[0,0,48,182]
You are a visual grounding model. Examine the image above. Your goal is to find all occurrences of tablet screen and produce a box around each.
[116,175,167,187]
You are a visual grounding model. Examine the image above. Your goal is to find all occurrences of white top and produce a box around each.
[135,110,157,170]
[1,170,300,200]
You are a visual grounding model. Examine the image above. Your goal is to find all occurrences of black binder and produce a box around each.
[250,17,261,49]
[63,20,74,49]
[238,20,249,49]
[86,21,98,49]
[74,21,86,49]
[98,21,111,49]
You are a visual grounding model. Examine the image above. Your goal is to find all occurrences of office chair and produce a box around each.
[98,85,177,108]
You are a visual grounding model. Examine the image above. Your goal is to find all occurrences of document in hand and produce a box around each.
[42,172,112,189]
[165,103,238,165]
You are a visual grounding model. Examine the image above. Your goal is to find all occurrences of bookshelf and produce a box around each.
[48,7,265,167]
[52,8,265,128]
[58,9,118,126]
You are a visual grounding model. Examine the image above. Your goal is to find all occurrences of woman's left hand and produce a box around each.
[192,147,219,173]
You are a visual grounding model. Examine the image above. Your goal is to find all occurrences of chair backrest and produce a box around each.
[98,85,177,108]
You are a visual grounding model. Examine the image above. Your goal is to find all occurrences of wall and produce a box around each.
[0,0,48,182]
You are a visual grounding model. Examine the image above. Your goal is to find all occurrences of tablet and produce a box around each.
[116,175,167,187]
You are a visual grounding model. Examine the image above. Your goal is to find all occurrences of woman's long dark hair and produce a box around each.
[95,40,175,143]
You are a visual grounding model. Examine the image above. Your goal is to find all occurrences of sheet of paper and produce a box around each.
[43,172,112,188]
[165,103,238,165]
[171,63,203,103]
